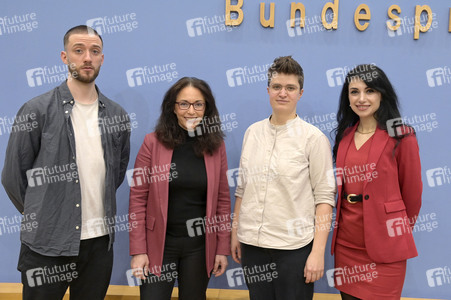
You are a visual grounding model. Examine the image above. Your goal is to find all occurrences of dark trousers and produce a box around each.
[140,235,209,300]
[240,242,314,300]
[19,235,113,300]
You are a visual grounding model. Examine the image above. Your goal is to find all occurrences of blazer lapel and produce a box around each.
[336,123,358,196]
[363,127,389,189]
[204,153,214,218]
[157,145,174,220]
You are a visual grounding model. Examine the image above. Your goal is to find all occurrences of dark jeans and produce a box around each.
[240,242,314,300]
[19,235,113,300]
[140,235,209,300]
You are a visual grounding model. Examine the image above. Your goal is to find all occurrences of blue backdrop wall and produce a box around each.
[1,1,450,298]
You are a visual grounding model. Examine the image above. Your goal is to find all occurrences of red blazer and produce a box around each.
[331,124,422,263]
[129,133,231,276]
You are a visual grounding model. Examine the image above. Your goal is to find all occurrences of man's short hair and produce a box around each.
[267,56,304,89]
[63,25,103,49]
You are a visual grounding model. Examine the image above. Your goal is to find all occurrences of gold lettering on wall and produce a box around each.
[387,5,401,31]
[354,4,371,31]
[290,3,306,28]
[225,0,244,26]
[322,0,339,30]
[414,5,432,40]
[260,2,275,28]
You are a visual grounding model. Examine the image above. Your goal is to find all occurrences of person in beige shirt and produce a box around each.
[231,56,336,300]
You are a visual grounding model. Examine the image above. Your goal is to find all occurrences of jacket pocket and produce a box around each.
[384,200,406,213]
[146,216,156,231]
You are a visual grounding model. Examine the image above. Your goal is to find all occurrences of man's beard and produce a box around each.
[67,61,101,84]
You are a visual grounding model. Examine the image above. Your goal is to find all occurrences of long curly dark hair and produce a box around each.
[332,64,414,161]
[155,77,224,156]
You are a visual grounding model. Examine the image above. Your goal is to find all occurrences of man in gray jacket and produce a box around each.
[2,25,130,300]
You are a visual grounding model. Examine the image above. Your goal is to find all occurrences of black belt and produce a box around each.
[344,194,363,204]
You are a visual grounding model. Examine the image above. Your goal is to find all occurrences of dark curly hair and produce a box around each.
[155,77,224,156]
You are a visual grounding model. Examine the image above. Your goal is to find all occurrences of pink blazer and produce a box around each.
[331,124,422,263]
[129,133,231,276]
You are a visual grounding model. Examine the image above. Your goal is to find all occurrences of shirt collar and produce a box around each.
[59,80,106,108]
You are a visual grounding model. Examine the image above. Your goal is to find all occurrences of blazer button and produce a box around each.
[364,195,369,200]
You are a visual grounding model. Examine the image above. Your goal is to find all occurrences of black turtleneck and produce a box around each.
[166,129,207,237]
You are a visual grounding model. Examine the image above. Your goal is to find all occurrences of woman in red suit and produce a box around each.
[129,77,231,300]
[331,65,422,299]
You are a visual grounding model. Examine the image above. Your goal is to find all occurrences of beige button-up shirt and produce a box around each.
[235,116,336,250]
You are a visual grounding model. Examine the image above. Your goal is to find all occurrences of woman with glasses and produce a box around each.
[129,77,231,299]
[231,56,336,300]
[331,65,422,299]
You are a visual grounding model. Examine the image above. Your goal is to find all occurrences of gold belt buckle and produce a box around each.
[347,194,358,204]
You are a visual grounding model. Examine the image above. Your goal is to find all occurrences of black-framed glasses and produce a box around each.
[175,101,206,111]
